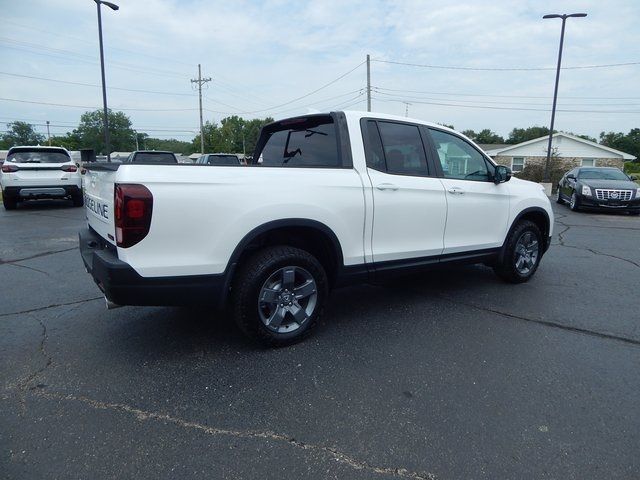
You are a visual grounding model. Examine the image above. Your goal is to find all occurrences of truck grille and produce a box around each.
[595,189,632,201]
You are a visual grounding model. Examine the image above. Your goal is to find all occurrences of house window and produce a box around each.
[511,157,525,172]
[581,158,596,167]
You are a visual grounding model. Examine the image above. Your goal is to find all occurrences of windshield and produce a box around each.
[578,168,629,181]
[7,150,70,163]
[131,152,177,164]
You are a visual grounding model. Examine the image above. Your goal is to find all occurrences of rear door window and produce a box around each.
[376,121,429,176]
[256,116,340,168]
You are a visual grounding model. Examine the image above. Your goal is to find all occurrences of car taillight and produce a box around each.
[114,184,153,248]
[2,164,18,173]
[61,164,78,172]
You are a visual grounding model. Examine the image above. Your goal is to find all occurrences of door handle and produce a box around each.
[447,187,465,195]
[376,183,398,191]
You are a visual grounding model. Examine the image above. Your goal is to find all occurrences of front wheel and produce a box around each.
[232,246,328,347]
[494,220,543,283]
[569,191,581,211]
[556,187,563,204]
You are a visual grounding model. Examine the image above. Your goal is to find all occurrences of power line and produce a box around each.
[373,86,640,101]
[0,71,197,97]
[372,89,640,107]
[0,97,198,112]
[370,96,640,114]
[372,58,640,71]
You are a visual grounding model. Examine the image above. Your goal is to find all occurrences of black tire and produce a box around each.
[569,191,581,212]
[494,220,543,284]
[72,193,84,207]
[556,187,563,204]
[232,246,328,347]
[628,210,640,216]
[2,195,17,210]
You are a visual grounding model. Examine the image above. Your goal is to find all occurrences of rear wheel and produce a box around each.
[556,187,563,204]
[72,193,84,207]
[494,220,543,283]
[2,194,17,210]
[569,191,581,211]
[232,246,328,347]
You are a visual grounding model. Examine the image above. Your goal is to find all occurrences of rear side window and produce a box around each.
[376,121,429,176]
[7,149,70,163]
[207,155,239,165]
[132,153,177,164]
[257,116,339,168]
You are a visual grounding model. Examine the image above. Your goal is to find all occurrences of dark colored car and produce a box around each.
[196,153,242,166]
[557,166,640,215]
[125,151,178,164]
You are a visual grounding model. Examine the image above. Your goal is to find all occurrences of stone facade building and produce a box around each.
[481,133,635,173]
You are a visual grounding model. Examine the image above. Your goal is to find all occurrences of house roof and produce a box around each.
[484,133,636,160]
[476,143,510,152]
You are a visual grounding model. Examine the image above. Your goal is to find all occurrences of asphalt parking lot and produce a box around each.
[1,199,639,480]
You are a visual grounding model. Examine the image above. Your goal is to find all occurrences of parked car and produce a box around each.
[556,166,640,214]
[196,153,243,166]
[1,146,83,210]
[124,151,178,164]
[80,111,553,346]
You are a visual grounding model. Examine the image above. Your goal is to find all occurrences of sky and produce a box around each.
[1,0,639,143]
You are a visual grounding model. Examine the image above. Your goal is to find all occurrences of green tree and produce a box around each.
[0,121,45,148]
[600,128,640,160]
[144,137,195,155]
[462,129,504,144]
[506,126,552,144]
[192,116,273,156]
[72,109,136,154]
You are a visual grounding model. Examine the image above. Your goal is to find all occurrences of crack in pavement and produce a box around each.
[25,389,436,480]
[553,219,640,269]
[6,262,51,277]
[438,294,640,348]
[0,246,76,265]
[0,296,102,318]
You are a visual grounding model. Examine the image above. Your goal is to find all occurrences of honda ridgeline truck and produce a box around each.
[80,111,553,346]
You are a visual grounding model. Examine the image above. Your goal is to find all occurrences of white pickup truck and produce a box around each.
[80,111,553,345]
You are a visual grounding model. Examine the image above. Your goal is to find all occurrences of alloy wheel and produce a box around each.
[514,231,539,275]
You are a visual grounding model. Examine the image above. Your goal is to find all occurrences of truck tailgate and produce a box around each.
[84,166,117,245]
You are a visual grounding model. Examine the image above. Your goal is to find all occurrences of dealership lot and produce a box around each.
[1,201,639,479]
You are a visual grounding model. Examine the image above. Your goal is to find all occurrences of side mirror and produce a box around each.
[629,174,638,181]
[567,174,576,181]
[494,165,512,184]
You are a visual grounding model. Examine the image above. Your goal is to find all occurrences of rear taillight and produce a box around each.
[2,164,18,173]
[114,184,153,248]
[61,165,78,172]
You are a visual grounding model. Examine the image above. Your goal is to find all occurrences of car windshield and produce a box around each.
[7,150,70,163]
[132,153,176,164]
[578,168,629,180]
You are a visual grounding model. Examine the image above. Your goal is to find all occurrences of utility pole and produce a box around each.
[46,120,51,145]
[191,64,211,154]
[366,54,371,112]
[403,102,410,117]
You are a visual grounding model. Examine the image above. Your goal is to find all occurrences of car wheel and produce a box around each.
[494,220,543,284]
[72,193,84,207]
[232,245,328,347]
[556,188,563,204]
[2,194,17,210]
[569,191,581,211]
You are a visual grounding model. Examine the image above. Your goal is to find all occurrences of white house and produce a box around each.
[484,133,636,173]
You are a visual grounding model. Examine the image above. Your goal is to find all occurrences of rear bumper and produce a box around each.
[3,184,81,199]
[79,227,228,308]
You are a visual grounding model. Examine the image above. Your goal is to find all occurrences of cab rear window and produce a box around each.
[255,115,340,168]
[131,153,177,164]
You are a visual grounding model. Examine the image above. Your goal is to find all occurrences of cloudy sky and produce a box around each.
[1,0,638,142]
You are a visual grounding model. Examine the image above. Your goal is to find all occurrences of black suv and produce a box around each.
[557,167,640,215]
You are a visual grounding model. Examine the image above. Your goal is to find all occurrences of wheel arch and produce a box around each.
[501,207,551,260]
[220,219,345,303]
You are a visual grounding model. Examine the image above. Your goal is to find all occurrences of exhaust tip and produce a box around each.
[105,297,122,310]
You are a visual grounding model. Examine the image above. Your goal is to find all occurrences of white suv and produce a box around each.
[1,146,83,210]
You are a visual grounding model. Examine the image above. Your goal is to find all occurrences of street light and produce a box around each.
[94,0,119,162]
[542,12,587,183]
